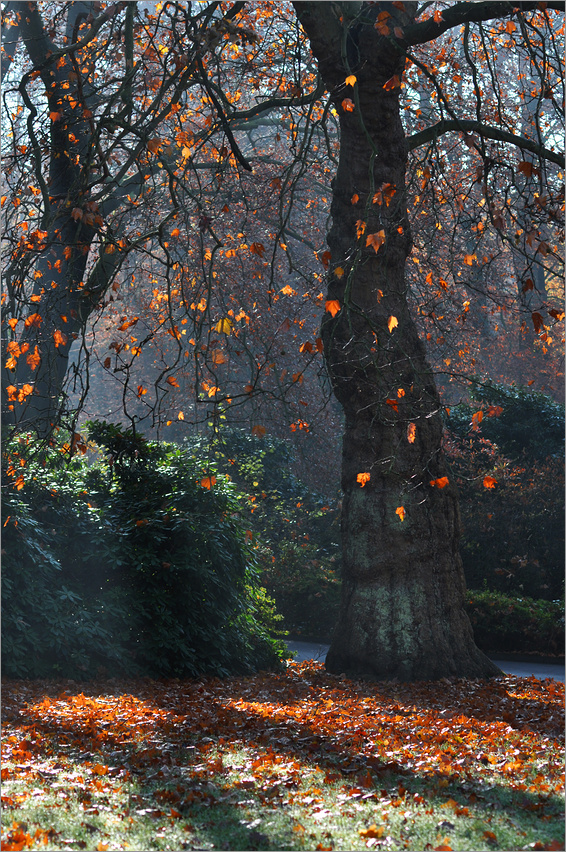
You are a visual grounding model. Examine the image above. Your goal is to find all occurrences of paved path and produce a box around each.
[286,641,565,683]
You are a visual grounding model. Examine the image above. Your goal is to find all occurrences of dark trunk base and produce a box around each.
[325,581,503,681]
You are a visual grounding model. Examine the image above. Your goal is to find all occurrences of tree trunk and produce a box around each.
[295,1,500,680]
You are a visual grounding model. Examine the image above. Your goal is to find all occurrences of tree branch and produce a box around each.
[407,118,565,167]
[228,78,326,128]
[1,1,22,80]
[402,1,564,47]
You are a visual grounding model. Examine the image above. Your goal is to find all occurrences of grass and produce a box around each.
[1,661,564,851]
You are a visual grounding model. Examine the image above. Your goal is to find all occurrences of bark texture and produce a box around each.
[294,1,501,680]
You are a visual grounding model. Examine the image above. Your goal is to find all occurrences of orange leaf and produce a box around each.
[320,250,332,268]
[345,75,357,87]
[388,315,398,332]
[434,10,444,22]
[341,98,355,112]
[177,411,184,420]
[430,476,449,488]
[359,824,384,838]
[200,476,216,490]
[24,312,42,328]
[407,422,416,443]
[395,506,405,522]
[325,300,341,318]
[166,376,179,387]
[250,242,265,257]
[505,20,516,33]
[351,193,359,204]
[357,472,371,487]
[486,405,503,417]
[464,253,476,266]
[52,329,67,348]
[385,398,399,412]
[252,424,266,437]
[383,75,401,90]
[366,230,385,253]
[433,844,452,852]
[137,385,147,398]
[531,311,544,334]
[334,266,345,279]
[483,476,497,489]
[118,317,139,332]
[483,830,497,842]
[26,346,40,371]
[471,410,483,431]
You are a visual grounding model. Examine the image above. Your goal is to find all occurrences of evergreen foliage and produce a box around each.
[1,425,285,679]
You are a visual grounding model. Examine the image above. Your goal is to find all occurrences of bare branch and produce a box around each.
[407,118,565,167]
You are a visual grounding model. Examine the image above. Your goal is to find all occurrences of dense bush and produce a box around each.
[2,424,285,679]
[445,382,564,600]
[447,378,564,461]
[465,589,564,656]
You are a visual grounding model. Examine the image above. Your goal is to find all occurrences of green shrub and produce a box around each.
[465,589,564,656]
[447,378,564,461]
[445,431,564,600]
[1,425,285,679]
[179,428,342,639]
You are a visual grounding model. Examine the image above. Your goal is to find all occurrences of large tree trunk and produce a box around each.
[295,2,500,680]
